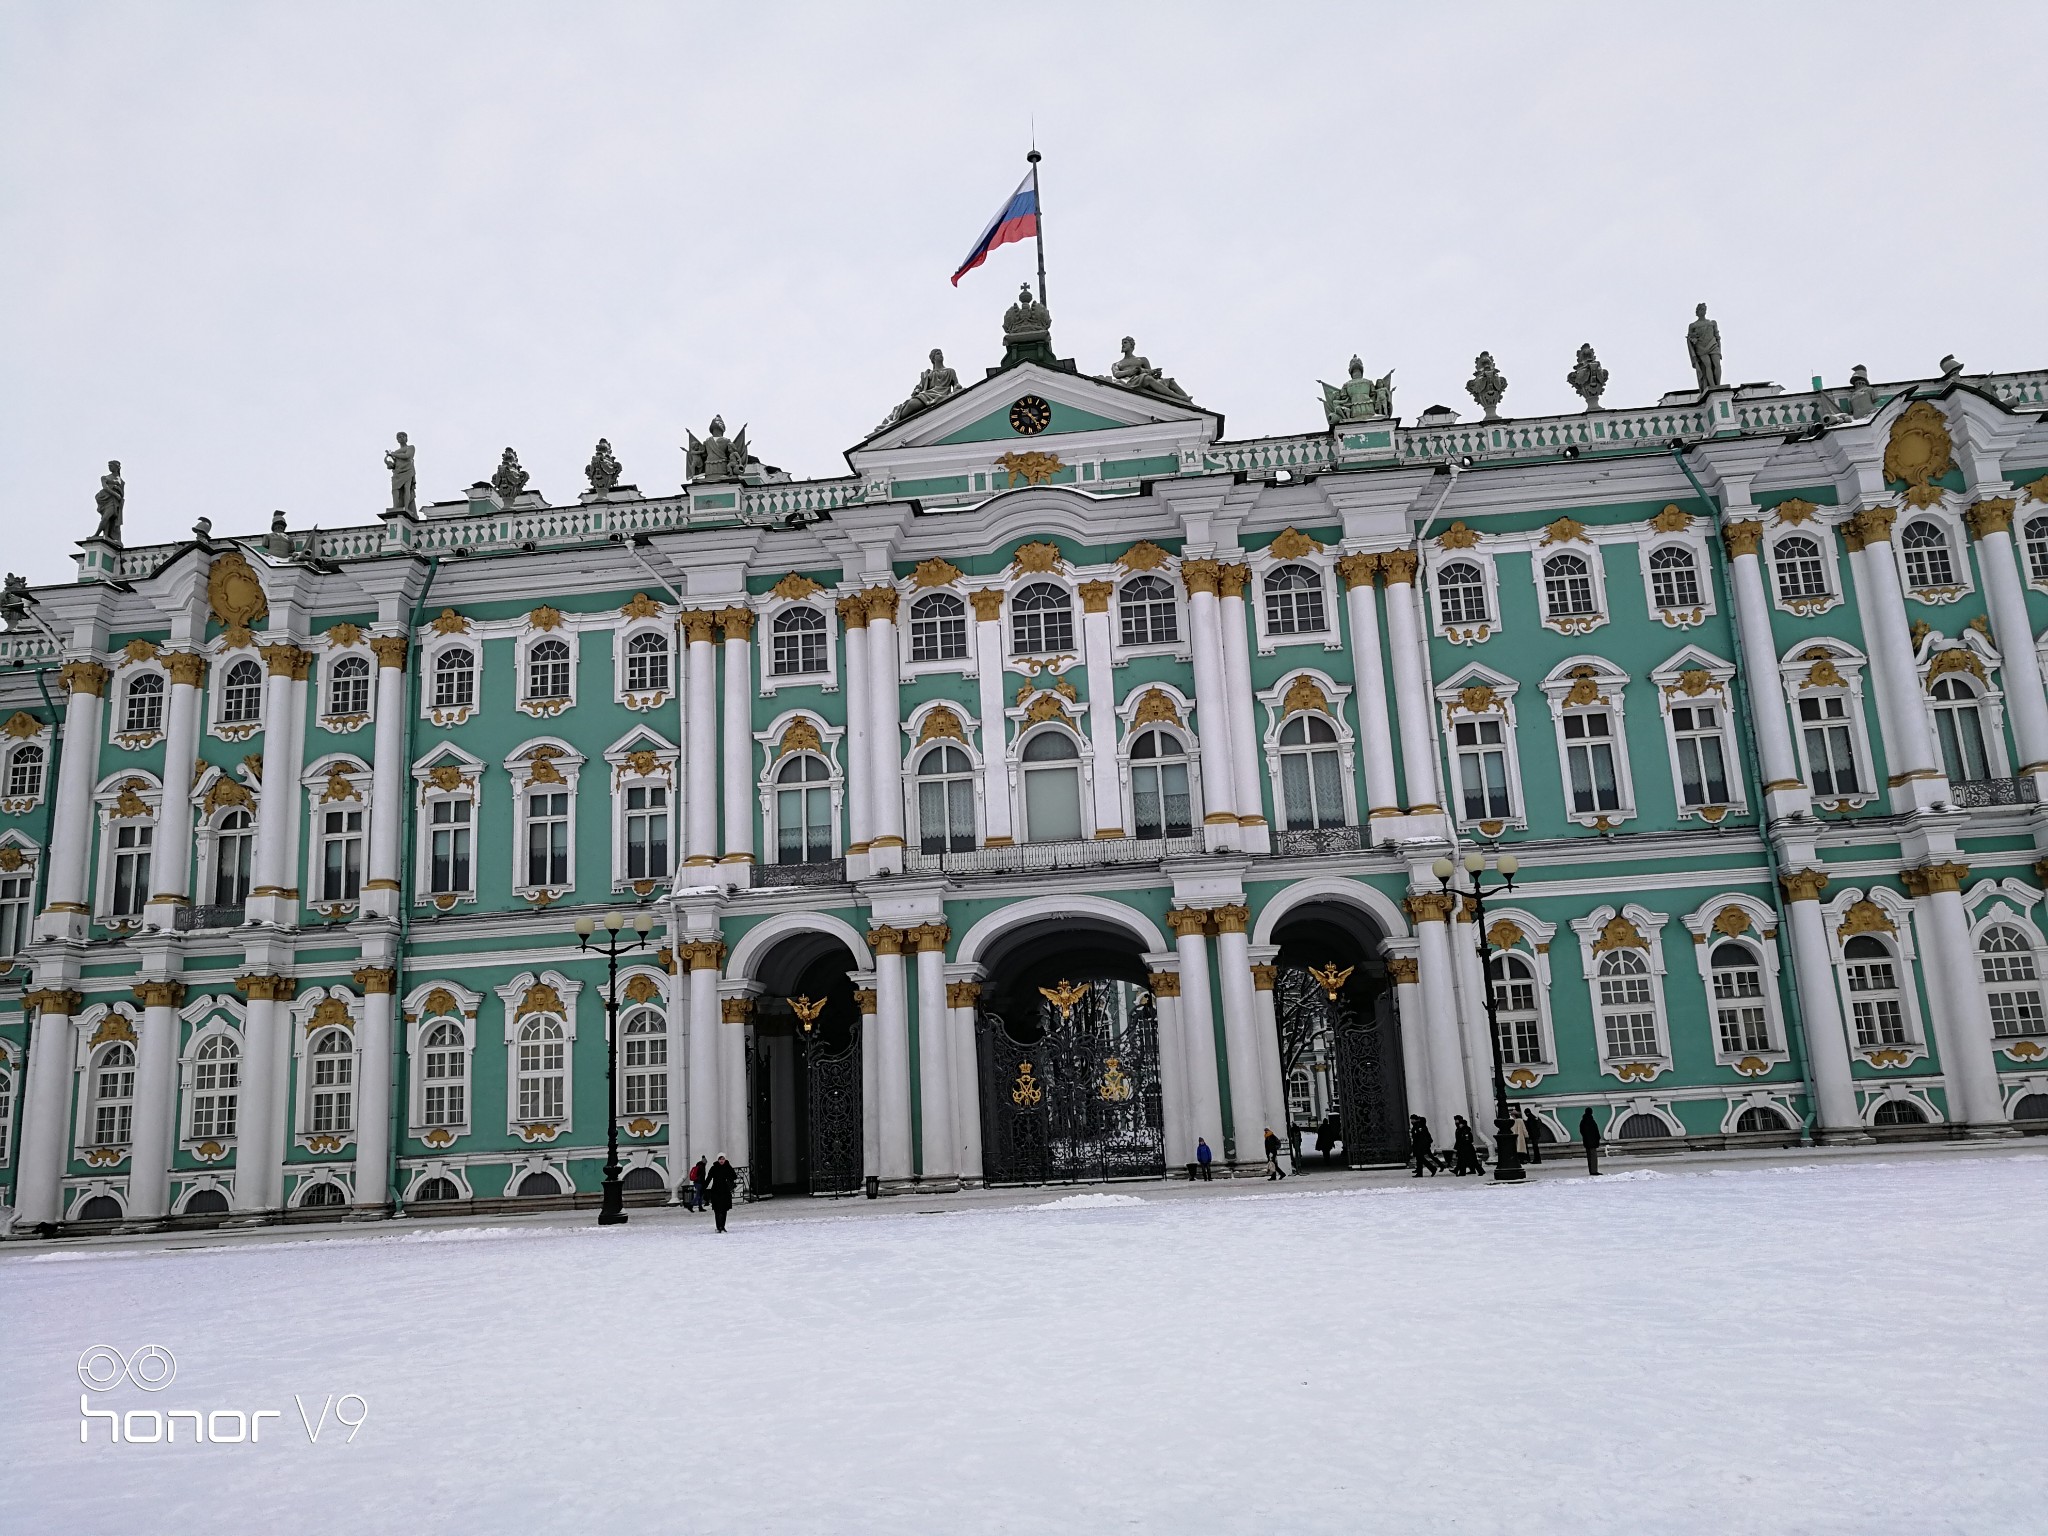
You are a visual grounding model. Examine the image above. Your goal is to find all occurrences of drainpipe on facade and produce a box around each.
[1670,445,1817,1143]
[387,557,441,1214]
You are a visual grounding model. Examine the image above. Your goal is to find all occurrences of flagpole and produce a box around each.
[1027,148,1047,307]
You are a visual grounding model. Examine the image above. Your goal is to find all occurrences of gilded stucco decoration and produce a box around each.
[1591,914,1648,952]
[621,592,664,620]
[1010,539,1065,573]
[1117,541,1171,572]
[996,452,1063,488]
[523,747,566,785]
[1024,692,1073,726]
[908,558,963,589]
[1268,527,1325,560]
[1485,919,1526,951]
[1540,516,1586,546]
[89,1012,139,1047]
[770,572,825,601]
[1281,675,1331,716]
[917,706,966,745]
[207,550,269,629]
[3,711,42,739]
[1712,906,1752,938]
[1131,689,1182,728]
[622,974,664,1004]
[778,718,824,756]
[320,762,363,802]
[1883,401,1955,509]
[204,775,252,815]
[1836,900,1896,939]
[326,621,363,647]
[1649,505,1692,534]
[1563,666,1606,707]
[111,780,151,818]
[1454,684,1500,715]
[516,981,566,1019]
[1437,521,1480,550]
[121,638,160,665]
[1925,648,1986,685]
[426,763,466,791]
[1770,498,1819,525]
[527,606,563,631]
[307,995,353,1032]
[1798,651,1847,690]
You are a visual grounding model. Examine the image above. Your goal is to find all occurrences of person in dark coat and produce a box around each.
[687,1156,708,1212]
[1451,1115,1482,1175]
[1263,1127,1287,1181]
[706,1154,739,1231]
[1410,1115,1438,1177]
[1195,1137,1214,1182]
[1578,1108,1602,1176]
[1287,1122,1303,1164]
[1526,1109,1544,1165]
[1319,1113,1342,1166]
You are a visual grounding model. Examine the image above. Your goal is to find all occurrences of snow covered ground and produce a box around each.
[5,1148,2045,1535]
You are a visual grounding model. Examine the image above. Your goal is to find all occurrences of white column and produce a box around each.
[1386,952,1435,1124]
[1218,566,1270,854]
[835,597,873,877]
[1380,554,1443,814]
[912,926,955,1181]
[870,927,914,1180]
[1778,872,1862,1135]
[664,931,690,1185]
[1249,960,1290,1166]
[718,608,755,885]
[351,967,395,1208]
[720,989,753,1191]
[1168,910,1227,1157]
[1180,562,1242,853]
[1846,512,1947,812]
[971,590,1015,845]
[947,976,985,1182]
[247,643,306,925]
[858,983,881,1180]
[682,942,722,1164]
[683,615,719,872]
[1721,522,1809,816]
[1339,555,1401,821]
[1144,959,1194,1168]
[1968,502,2048,777]
[1450,898,1497,1122]
[1906,863,2007,1128]
[362,636,410,919]
[231,978,285,1212]
[145,658,205,926]
[124,981,184,1221]
[864,590,907,874]
[38,663,107,941]
[1213,911,1275,1167]
[1078,582,1125,839]
[1409,892,1471,1133]
[12,988,80,1225]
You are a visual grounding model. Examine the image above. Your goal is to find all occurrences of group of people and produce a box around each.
[677,1154,741,1231]
[1408,1106,1604,1177]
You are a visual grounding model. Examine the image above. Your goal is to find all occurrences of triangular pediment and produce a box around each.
[853,362,1219,456]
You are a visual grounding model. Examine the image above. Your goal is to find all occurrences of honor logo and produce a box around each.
[77,1345,368,1445]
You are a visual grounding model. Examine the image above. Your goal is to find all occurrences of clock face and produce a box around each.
[1009,395,1053,436]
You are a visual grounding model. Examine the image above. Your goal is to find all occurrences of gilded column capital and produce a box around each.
[1721,520,1764,559]
[854,987,878,1015]
[1385,956,1420,986]
[683,939,726,972]
[370,634,409,669]
[261,642,308,679]
[721,997,755,1024]
[717,606,755,642]
[163,651,208,688]
[681,610,718,645]
[1211,902,1250,935]
[2034,859,2048,887]
[907,922,951,954]
[835,595,869,629]
[1379,549,1419,585]
[1180,558,1221,596]
[1404,890,1455,923]
[866,925,906,956]
[969,588,1006,622]
[234,972,297,1003]
[24,987,84,1014]
[1848,506,1897,547]
[1779,868,1830,903]
[58,660,110,698]
[1077,580,1113,614]
[1165,906,1211,939]
[1336,551,1380,590]
[1900,860,1969,898]
[351,966,397,995]
[1455,893,1480,924]
[1250,963,1277,991]
[1146,970,1181,998]
[862,586,901,623]
[1965,497,2016,540]
[945,980,982,1009]
[1217,563,1250,599]
[131,980,187,1010]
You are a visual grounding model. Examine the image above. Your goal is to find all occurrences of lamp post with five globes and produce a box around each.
[1432,850,1526,1184]
[576,908,655,1225]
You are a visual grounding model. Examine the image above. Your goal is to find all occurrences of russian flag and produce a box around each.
[951,171,1039,286]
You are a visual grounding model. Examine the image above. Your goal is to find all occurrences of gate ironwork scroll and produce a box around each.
[977,979,1166,1184]
[805,1018,863,1196]
[1277,964,1405,1165]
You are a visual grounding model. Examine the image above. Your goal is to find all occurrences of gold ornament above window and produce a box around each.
[516,981,566,1019]
[1540,516,1587,546]
[1268,526,1325,560]
[1836,899,1896,938]
[909,558,963,589]
[1118,541,1171,572]
[1649,505,1692,534]
[620,592,663,620]
[1883,401,1955,510]
[778,718,824,756]
[1131,689,1182,727]
[207,550,269,629]
[429,608,470,636]
[917,707,966,744]
[1010,538,1065,571]
[1591,914,1648,952]
[997,454,1063,489]
[770,572,825,600]
[1281,674,1331,716]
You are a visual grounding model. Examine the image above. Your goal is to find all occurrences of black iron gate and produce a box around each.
[978,979,1166,1184]
[806,1021,863,1196]
[1277,965,1406,1165]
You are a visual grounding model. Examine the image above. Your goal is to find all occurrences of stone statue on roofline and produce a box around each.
[491,447,530,502]
[1111,336,1191,403]
[1686,304,1723,392]
[686,416,750,483]
[1320,355,1395,425]
[1566,343,1609,412]
[385,431,417,514]
[876,349,963,432]
[586,438,623,494]
[1820,364,1879,422]
[91,460,125,545]
[1003,284,1051,342]
[1,573,31,630]
[1466,352,1507,421]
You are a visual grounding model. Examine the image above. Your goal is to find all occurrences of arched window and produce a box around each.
[328,654,371,717]
[1119,575,1179,647]
[516,1018,566,1122]
[916,744,975,855]
[1437,561,1488,626]
[2025,515,2048,585]
[432,647,475,710]
[774,755,833,864]
[77,1193,124,1221]
[771,608,827,677]
[308,1028,354,1133]
[220,658,263,724]
[1710,942,1770,1054]
[1929,676,1990,783]
[625,631,670,694]
[1735,1105,1787,1133]
[622,1166,666,1191]
[6,743,44,801]
[1020,731,1083,843]
[622,1008,668,1116]
[1488,953,1544,1064]
[1899,519,1955,588]
[421,1021,468,1127]
[1647,545,1701,610]
[1979,925,2045,1038]
[1872,1098,1927,1126]
[526,638,571,701]
[212,808,253,906]
[1774,536,1828,601]
[91,1041,136,1145]
[1011,583,1074,657]
[183,1188,228,1215]
[190,1036,240,1140]
[300,1181,344,1208]
[1264,565,1326,635]
[1543,554,1596,616]
[1616,1112,1672,1140]
[1278,715,1344,831]
[123,673,165,735]
[413,1176,460,1201]
[1595,950,1658,1060]
[1129,727,1193,840]
[2012,1092,2048,1122]
[909,592,967,662]
[1843,935,1906,1048]
[1561,708,1621,815]
[515,1170,562,1197]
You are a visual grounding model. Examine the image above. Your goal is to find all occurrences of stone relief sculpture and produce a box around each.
[1566,344,1609,412]
[877,349,963,431]
[586,438,623,494]
[1466,352,1507,421]
[385,431,416,514]
[1110,337,1191,402]
[1686,304,1723,392]
[1,573,30,630]
[92,460,125,545]
[491,448,530,502]
[1320,356,1395,425]
[686,417,750,483]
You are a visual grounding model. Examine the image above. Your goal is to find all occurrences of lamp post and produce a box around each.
[1432,850,1525,1185]
[576,908,655,1226]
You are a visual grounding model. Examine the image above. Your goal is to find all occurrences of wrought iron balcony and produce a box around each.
[1273,825,1366,857]
[755,858,846,888]
[173,903,246,931]
[1951,777,2040,809]
[907,834,1203,877]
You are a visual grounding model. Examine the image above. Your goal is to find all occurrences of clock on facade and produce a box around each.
[1008,395,1053,435]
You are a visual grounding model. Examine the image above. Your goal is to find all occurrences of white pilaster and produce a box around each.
[858,983,881,1180]
[836,597,873,878]
[1217,567,1270,854]
[684,943,722,1165]
[362,636,409,919]
[1381,555,1443,814]
[720,983,755,1191]
[144,660,204,927]
[1409,890,1471,1134]
[1450,899,1497,1123]
[247,643,308,926]
[38,664,106,941]
[1078,584,1125,839]
[718,609,754,888]
[1338,555,1401,821]
[11,988,79,1225]
[1721,522,1810,819]
[1779,873,1863,1136]
[1169,912,1227,1156]
[351,968,395,1208]
[1906,865,2007,1128]
[946,972,985,1182]
[864,590,906,875]
[231,982,285,1212]
[1248,954,1290,1165]
[1968,507,2048,780]
[1386,950,1434,1126]
[870,930,914,1180]
[1846,512,1948,813]
[124,980,183,1221]
[1143,956,1194,1168]
[913,928,954,1182]
[1213,914,1274,1166]
[971,591,1014,845]
[683,614,719,871]
[1181,562,1242,852]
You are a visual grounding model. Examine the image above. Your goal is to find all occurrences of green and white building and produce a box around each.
[4,308,2048,1229]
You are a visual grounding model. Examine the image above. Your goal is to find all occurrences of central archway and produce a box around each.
[739,926,865,1196]
[1269,899,1408,1167]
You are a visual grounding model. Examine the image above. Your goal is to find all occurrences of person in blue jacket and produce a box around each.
[1195,1137,1215,1181]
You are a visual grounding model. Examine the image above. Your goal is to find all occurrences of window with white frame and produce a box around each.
[1929,677,1991,783]
[1489,953,1545,1064]
[212,809,254,906]
[915,744,975,855]
[189,1035,240,1140]
[1011,583,1074,656]
[1560,708,1623,816]
[122,672,165,736]
[1595,950,1659,1059]
[515,1018,566,1122]
[525,788,570,887]
[909,593,967,662]
[2025,514,2048,585]
[307,1028,353,1132]
[1277,716,1344,830]
[434,647,476,710]
[623,782,670,879]
[0,865,31,958]
[1287,1069,1313,1121]
[526,638,572,704]
[1454,716,1513,821]
[91,1041,135,1144]
[770,608,828,677]
[621,1008,667,1116]
[1130,726,1194,840]
[317,805,363,902]
[1118,575,1179,647]
[1773,536,1829,602]
[420,1021,468,1127]
[1437,561,1489,626]
[1670,700,1732,808]
[1263,565,1327,636]
[1899,519,1956,589]
[625,631,670,694]
[219,658,263,725]
[327,654,371,718]
[5,743,44,802]
[1979,926,2045,1037]
[427,794,473,896]
[1798,693,1863,798]
[1020,730,1084,842]
[1709,942,1771,1054]
[1542,553,1597,617]
[1843,935,1907,1047]
[773,755,833,864]
[1647,545,1702,611]
[107,819,154,918]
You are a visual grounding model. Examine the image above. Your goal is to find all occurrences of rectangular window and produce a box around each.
[1845,955,1906,1046]
[191,1055,239,1140]
[1561,712,1621,814]
[0,872,31,958]
[1798,695,1860,797]
[429,798,472,895]
[519,1041,565,1120]
[320,807,363,902]
[526,791,570,887]
[422,1043,467,1127]
[1712,971,1771,1054]
[623,1031,668,1115]
[1988,987,2046,1038]
[1454,718,1512,820]
[213,821,254,907]
[1670,704,1731,807]
[109,822,153,917]
[625,784,669,880]
[310,1055,353,1132]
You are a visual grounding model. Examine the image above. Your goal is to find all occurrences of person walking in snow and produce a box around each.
[706,1154,739,1232]
[1526,1108,1544,1165]
[1263,1126,1287,1181]
[1319,1113,1342,1166]
[1578,1108,1602,1177]
[687,1156,708,1212]
[1195,1137,1215,1181]
[1509,1105,1531,1162]
[1287,1122,1303,1165]
[1410,1114,1439,1177]
[1451,1115,1481,1176]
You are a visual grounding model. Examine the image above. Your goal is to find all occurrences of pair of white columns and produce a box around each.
[969,592,1015,845]
[675,607,757,881]
[865,928,915,1179]
[1841,512,1949,812]
[1403,890,1473,1136]
[1718,522,1810,817]
[246,643,311,925]
[1338,555,1402,819]
[12,987,83,1224]
[361,637,410,918]
[143,657,206,929]
[230,973,292,1212]
[1181,563,1245,853]
[1966,500,2048,777]
[834,591,909,875]
[38,663,109,941]
[1165,906,1284,1163]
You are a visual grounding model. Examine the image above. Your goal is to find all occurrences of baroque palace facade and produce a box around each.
[4,308,2048,1230]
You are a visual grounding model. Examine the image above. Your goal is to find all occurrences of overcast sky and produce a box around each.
[3,2,2044,587]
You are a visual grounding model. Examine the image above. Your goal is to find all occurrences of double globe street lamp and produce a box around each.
[575,908,655,1226]
[1432,850,1525,1185]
